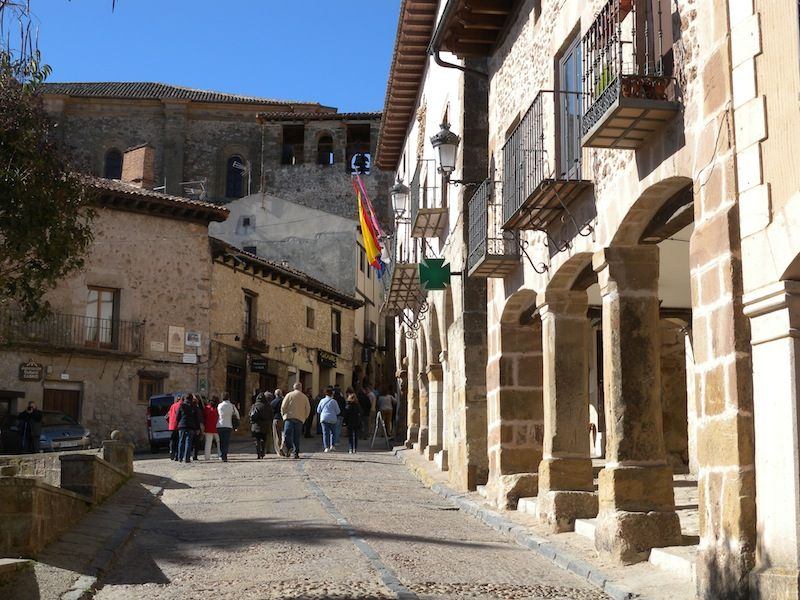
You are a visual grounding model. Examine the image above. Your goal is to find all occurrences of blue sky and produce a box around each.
[31,0,401,112]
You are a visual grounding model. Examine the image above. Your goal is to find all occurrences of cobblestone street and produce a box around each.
[94,441,608,600]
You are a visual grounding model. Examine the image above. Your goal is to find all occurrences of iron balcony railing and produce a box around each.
[242,318,268,350]
[501,90,584,228]
[467,179,519,275]
[582,0,673,137]
[0,309,143,355]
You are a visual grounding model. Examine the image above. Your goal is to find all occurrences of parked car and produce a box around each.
[147,392,187,453]
[39,412,92,451]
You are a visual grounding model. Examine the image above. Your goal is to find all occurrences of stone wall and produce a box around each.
[0,449,99,488]
[60,454,129,505]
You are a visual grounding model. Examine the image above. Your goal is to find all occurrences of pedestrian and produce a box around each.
[357,386,371,440]
[280,382,310,459]
[332,384,346,447]
[377,387,397,437]
[249,392,273,459]
[365,382,378,436]
[216,392,240,462]
[203,396,220,460]
[167,395,182,460]
[17,401,43,453]
[177,395,200,463]
[316,386,340,452]
[192,395,205,461]
[270,389,284,455]
[343,392,362,454]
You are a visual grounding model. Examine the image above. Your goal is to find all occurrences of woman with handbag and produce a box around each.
[216,392,240,462]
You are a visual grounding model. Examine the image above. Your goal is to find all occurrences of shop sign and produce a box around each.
[19,361,43,382]
[250,357,268,373]
[317,350,337,369]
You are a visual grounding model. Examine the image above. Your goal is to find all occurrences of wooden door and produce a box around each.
[43,389,81,420]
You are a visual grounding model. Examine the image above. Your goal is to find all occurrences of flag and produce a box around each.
[353,176,385,277]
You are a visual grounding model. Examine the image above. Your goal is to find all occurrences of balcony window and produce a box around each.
[84,287,118,348]
[559,36,583,178]
[243,292,257,338]
[409,159,447,238]
[331,309,342,355]
[467,179,520,278]
[581,0,680,149]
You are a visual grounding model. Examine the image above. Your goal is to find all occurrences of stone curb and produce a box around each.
[60,475,168,600]
[393,449,641,600]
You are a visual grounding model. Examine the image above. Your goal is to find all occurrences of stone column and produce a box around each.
[744,280,800,597]
[416,369,429,453]
[592,246,681,563]
[425,363,444,460]
[404,347,420,449]
[536,290,597,532]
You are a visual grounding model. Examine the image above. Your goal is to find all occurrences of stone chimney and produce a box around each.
[121,144,156,189]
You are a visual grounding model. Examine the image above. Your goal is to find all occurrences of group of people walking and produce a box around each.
[163,381,397,462]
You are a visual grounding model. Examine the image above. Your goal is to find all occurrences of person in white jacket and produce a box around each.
[216,393,240,462]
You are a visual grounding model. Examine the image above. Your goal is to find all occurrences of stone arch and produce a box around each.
[486,288,543,509]
[217,143,251,199]
[315,129,335,165]
[547,252,595,293]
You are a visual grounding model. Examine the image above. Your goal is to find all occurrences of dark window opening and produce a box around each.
[306,307,315,329]
[331,309,342,355]
[103,149,123,179]
[282,125,305,165]
[226,155,246,198]
[244,292,257,337]
[243,246,257,255]
[346,124,371,174]
[138,377,163,405]
[317,134,334,165]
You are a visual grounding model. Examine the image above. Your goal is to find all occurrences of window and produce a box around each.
[306,307,315,329]
[226,155,246,198]
[559,35,583,179]
[331,309,342,354]
[317,134,334,165]
[244,292,257,337]
[367,258,372,279]
[359,247,365,272]
[281,125,305,165]
[367,321,376,343]
[243,245,257,255]
[103,149,123,179]
[84,286,118,348]
[242,217,251,227]
[138,376,163,405]
[346,124,371,174]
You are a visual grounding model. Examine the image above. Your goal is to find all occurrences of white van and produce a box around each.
[147,393,184,453]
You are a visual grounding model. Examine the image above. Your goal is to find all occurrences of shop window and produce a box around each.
[317,134,334,165]
[226,155,246,198]
[103,148,123,179]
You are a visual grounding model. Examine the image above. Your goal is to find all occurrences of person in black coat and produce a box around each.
[343,393,363,454]
[192,395,205,460]
[17,401,43,453]
[249,392,274,459]
[177,395,200,463]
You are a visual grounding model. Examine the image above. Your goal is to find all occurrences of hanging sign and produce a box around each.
[317,350,338,369]
[19,361,43,382]
[418,258,452,291]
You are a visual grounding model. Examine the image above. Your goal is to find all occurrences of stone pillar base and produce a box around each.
[405,426,419,449]
[434,449,449,471]
[750,567,800,599]
[695,543,754,600]
[538,457,594,492]
[537,490,598,533]
[424,444,441,461]
[595,510,682,564]
[490,473,538,510]
[417,427,429,454]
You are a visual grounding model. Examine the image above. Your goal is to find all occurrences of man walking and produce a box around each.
[176,395,199,463]
[216,393,240,462]
[280,382,310,459]
[249,392,273,459]
[17,401,43,453]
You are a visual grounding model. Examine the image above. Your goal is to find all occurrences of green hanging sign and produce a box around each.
[418,258,452,291]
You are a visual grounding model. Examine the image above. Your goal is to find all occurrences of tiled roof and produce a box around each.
[256,111,382,122]
[210,237,363,309]
[40,82,321,107]
[89,177,229,223]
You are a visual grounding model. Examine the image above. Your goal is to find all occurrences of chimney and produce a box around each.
[121,144,156,190]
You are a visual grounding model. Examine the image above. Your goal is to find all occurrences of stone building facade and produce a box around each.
[0,146,229,448]
[208,238,361,415]
[40,82,396,391]
[379,0,800,598]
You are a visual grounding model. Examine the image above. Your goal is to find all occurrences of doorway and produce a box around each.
[43,388,81,420]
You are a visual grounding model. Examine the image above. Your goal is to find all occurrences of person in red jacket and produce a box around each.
[203,396,220,460]
[167,395,182,461]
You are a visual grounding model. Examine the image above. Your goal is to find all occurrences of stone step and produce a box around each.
[574,517,597,540]
[516,497,537,516]
[649,545,697,582]
[476,484,488,499]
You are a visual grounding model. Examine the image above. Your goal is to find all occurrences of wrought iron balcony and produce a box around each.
[383,226,425,316]
[502,91,592,231]
[409,159,447,238]
[242,318,268,352]
[581,0,680,149]
[0,309,143,356]
[467,179,520,278]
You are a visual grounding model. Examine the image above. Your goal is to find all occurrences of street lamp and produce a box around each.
[390,179,410,219]
[430,122,460,176]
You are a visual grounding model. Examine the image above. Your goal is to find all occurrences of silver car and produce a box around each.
[39,412,92,451]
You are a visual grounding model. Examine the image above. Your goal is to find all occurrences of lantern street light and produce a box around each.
[390,179,410,220]
[430,122,460,177]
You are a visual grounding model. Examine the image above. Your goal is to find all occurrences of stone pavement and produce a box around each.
[89,438,609,600]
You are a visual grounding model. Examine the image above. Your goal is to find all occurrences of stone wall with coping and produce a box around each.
[0,449,100,488]
[60,453,129,505]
